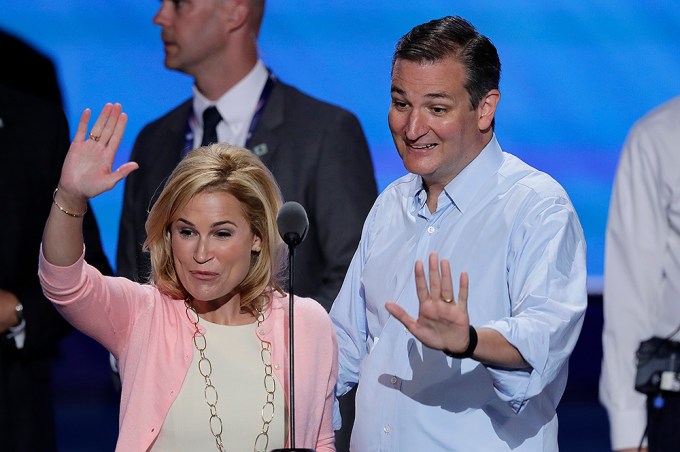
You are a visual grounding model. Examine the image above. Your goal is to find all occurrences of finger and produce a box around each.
[89,103,113,140]
[385,301,417,331]
[98,103,122,145]
[440,259,454,302]
[74,109,91,143]
[458,272,469,312]
[414,260,430,303]
[106,111,128,153]
[428,252,442,301]
[101,162,139,193]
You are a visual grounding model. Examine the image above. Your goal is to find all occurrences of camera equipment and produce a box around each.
[635,337,680,394]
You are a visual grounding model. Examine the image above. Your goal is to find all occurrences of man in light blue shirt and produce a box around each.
[330,16,587,451]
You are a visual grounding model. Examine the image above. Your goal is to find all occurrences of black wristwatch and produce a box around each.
[14,302,24,325]
[444,326,478,359]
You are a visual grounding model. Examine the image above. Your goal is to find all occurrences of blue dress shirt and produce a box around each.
[330,136,587,451]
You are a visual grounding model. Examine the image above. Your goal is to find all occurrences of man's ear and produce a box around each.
[477,89,500,131]
[223,0,249,31]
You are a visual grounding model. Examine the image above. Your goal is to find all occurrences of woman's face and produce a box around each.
[171,191,262,305]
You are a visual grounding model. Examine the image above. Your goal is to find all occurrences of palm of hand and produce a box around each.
[409,290,470,353]
[59,104,137,199]
[385,252,471,354]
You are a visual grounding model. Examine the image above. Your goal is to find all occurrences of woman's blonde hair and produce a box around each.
[144,144,285,312]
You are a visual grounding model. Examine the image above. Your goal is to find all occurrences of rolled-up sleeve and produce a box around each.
[484,194,588,412]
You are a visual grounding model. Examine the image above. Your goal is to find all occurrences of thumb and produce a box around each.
[386,301,415,330]
[115,161,139,179]
[103,162,139,191]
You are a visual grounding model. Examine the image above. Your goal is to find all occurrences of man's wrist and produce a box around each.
[14,302,24,326]
[444,325,478,359]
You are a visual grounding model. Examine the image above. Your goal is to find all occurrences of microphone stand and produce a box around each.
[287,243,297,448]
[273,201,314,452]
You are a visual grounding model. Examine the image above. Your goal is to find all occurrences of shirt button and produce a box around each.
[384,425,391,433]
[403,326,409,333]
[427,226,435,234]
[390,376,398,385]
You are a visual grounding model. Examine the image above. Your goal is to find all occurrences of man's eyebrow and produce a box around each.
[424,91,453,100]
[390,86,454,101]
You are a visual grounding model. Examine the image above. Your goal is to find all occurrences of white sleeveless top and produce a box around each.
[151,320,286,451]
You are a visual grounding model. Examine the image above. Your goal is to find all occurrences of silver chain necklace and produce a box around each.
[185,300,277,452]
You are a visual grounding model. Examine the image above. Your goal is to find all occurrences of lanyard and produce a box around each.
[182,71,277,155]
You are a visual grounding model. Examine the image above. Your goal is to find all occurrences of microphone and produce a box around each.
[277,201,308,248]
[273,202,315,452]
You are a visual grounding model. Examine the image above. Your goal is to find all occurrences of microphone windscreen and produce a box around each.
[277,201,309,247]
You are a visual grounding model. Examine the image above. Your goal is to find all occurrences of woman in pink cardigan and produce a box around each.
[39,104,337,451]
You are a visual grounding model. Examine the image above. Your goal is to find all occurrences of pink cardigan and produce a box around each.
[39,250,337,451]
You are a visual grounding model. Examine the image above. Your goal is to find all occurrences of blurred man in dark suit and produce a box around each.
[0,35,113,450]
[0,29,63,106]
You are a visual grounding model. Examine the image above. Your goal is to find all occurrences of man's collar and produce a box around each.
[444,134,503,214]
[411,135,504,214]
[192,59,268,126]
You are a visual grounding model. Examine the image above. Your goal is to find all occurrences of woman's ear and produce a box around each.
[251,234,262,253]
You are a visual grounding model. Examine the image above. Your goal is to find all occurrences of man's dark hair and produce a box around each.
[392,16,501,111]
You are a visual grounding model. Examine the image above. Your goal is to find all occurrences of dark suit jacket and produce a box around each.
[0,85,113,451]
[0,29,63,106]
[117,80,377,310]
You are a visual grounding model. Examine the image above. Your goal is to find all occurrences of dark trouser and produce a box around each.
[0,346,57,452]
[334,386,357,452]
[646,392,680,451]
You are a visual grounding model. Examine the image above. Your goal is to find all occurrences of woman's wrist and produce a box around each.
[53,187,88,218]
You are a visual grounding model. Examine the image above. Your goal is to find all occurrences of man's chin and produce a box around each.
[163,58,179,70]
[401,154,434,173]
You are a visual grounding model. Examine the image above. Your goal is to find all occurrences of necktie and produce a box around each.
[201,106,222,146]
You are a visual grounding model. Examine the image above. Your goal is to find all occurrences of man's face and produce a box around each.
[153,0,229,77]
[388,56,492,191]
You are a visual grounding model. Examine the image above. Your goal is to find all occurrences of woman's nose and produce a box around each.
[193,239,213,264]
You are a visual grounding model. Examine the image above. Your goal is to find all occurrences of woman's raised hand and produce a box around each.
[58,103,138,202]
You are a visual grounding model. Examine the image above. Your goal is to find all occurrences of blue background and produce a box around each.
[2,1,680,292]
[4,3,680,450]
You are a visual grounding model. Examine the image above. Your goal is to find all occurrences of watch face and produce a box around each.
[15,303,24,322]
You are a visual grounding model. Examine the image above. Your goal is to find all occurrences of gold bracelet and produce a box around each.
[52,188,87,218]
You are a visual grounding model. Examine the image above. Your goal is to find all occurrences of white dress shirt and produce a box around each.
[192,59,269,148]
[599,95,680,450]
[331,135,587,451]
